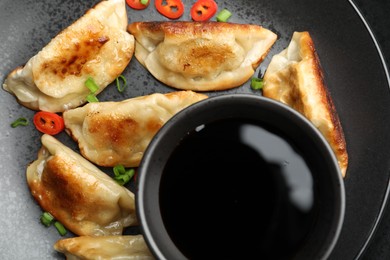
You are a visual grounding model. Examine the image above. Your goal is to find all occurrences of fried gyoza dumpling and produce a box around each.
[27,134,137,236]
[263,31,348,177]
[63,90,208,167]
[127,21,277,91]
[54,235,155,260]
[3,0,134,112]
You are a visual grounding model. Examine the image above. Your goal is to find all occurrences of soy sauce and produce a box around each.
[159,118,318,259]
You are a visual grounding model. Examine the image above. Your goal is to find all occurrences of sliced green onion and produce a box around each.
[40,211,67,236]
[85,77,99,94]
[116,75,127,93]
[216,9,232,22]
[140,0,149,5]
[11,117,28,128]
[126,168,135,179]
[84,77,100,102]
[113,165,135,185]
[54,221,67,236]
[115,174,130,185]
[86,94,99,103]
[40,212,55,227]
[113,164,126,176]
[250,77,264,90]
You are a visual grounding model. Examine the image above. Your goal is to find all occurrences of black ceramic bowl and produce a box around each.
[137,93,345,260]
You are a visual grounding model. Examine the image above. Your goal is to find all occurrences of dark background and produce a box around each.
[353,0,390,259]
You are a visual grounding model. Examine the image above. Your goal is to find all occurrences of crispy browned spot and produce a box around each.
[41,156,96,215]
[178,41,234,74]
[146,119,163,133]
[40,33,109,79]
[88,115,139,145]
[130,21,255,35]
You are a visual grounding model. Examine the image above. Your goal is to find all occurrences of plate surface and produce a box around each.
[0,0,389,259]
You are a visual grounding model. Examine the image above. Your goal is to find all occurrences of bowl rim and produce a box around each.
[136,93,346,260]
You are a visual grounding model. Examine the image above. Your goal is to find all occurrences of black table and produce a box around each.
[353,0,390,259]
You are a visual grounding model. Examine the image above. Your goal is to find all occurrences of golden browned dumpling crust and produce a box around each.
[3,0,134,112]
[54,235,155,260]
[63,90,208,167]
[263,31,348,177]
[128,21,277,91]
[27,134,138,236]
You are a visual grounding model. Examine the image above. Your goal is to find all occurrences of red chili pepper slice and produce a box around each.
[33,111,65,135]
[155,0,184,20]
[190,0,218,22]
[126,0,150,10]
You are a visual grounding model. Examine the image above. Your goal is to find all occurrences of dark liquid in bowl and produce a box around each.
[159,119,318,259]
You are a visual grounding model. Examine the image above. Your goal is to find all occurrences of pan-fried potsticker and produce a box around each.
[63,90,208,167]
[128,21,277,91]
[54,235,155,260]
[27,134,137,236]
[3,0,134,112]
[262,31,348,177]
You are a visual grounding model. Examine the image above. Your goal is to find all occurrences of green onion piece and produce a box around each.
[85,77,99,103]
[54,221,67,236]
[86,94,99,103]
[126,168,135,179]
[140,0,149,5]
[113,164,126,176]
[116,75,127,93]
[113,166,135,186]
[115,174,130,185]
[216,9,232,22]
[11,117,28,128]
[114,176,125,185]
[40,212,55,227]
[85,77,99,94]
[250,77,264,90]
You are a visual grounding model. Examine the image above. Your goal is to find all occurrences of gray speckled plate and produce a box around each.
[1,0,389,259]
